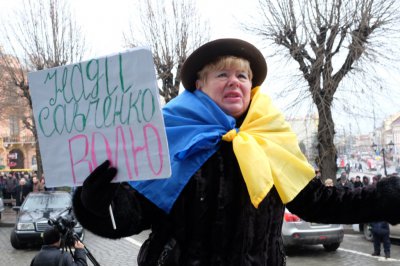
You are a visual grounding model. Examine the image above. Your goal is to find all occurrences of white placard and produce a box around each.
[28,48,171,187]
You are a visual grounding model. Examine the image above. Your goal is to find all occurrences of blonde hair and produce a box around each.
[197,56,253,85]
[324,178,334,187]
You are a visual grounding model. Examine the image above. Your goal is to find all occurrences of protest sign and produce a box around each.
[28,48,171,187]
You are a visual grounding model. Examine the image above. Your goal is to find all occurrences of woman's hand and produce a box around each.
[80,160,118,216]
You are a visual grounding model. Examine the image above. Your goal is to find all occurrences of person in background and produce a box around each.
[345,162,351,175]
[324,178,334,187]
[32,176,45,192]
[14,177,31,206]
[370,221,391,259]
[369,175,391,259]
[30,227,87,266]
[353,176,363,189]
[354,162,359,171]
[4,173,17,205]
[358,162,363,172]
[362,176,370,186]
[40,178,47,191]
[72,38,400,266]
[372,175,381,186]
[336,172,354,190]
[0,174,5,198]
[41,175,56,191]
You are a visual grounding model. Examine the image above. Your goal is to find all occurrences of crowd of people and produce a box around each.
[334,171,390,190]
[323,172,372,189]
[322,169,393,259]
[0,171,48,206]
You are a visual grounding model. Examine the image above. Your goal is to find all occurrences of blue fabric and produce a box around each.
[130,90,236,213]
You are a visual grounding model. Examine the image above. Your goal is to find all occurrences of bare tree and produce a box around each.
[246,0,400,180]
[0,0,86,178]
[124,0,210,103]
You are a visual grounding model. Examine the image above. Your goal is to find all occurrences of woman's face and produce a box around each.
[196,67,252,118]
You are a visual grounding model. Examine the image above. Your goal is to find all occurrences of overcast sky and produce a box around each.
[1,0,399,135]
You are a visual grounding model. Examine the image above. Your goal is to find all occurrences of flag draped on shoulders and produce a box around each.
[130,87,315,213]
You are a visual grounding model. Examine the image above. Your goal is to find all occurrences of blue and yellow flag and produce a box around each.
[131,87,315,213]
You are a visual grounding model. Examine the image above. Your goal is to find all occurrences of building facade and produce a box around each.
[374,112,400,164]
[0,51,36,172]
[286,111,400,171]
[286,114,319,164]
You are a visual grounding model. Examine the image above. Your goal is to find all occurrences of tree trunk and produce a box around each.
[316,105,337,182]
[35,137,43,179]
[25,84,44,179]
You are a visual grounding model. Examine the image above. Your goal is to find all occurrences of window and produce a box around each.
[9,115,20,137]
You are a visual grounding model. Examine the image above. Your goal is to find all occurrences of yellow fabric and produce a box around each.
[222,87,315,208]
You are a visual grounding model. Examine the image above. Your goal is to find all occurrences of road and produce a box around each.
[286,234,400,265]
[1,224,400,265]
[346,161,397,180]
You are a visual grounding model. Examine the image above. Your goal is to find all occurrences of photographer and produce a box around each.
[30,227,87,266]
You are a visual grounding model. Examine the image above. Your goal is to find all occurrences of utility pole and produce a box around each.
[373,105,376,137]
[349,123,352,156]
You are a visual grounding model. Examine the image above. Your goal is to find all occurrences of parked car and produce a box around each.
[282,209,344,252]
[352,223,400,241]
[0,197,4,219]
[10,191,84,249]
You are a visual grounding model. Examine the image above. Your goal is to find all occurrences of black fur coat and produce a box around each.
[73,143,400,266]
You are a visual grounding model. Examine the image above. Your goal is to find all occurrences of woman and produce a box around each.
[73,38,400,265]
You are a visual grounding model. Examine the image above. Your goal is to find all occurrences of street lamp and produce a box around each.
[371,141,395,176]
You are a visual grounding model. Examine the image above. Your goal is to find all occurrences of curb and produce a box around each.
[0,221,14,228]
[0,206,16,228]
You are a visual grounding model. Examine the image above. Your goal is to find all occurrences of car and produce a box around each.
[0,197,4,219]
[352,223,400,241]
[10,191,84,249]
[282,209,344,252]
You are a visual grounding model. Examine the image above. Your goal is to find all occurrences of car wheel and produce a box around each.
[362,223,373,241]
[10,231,24,249]
[323,242,340,252]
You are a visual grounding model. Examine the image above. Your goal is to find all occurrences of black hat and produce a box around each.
[42,227,60,245]
[181,38,267,91]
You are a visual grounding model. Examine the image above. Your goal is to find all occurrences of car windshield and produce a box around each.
[21,193,71,211]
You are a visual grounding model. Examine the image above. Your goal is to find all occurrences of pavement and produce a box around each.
[0,205,17,228]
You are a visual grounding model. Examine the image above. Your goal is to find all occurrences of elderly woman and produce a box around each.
[73,39,400,265]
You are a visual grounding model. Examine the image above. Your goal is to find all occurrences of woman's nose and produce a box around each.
[227,75,240,87]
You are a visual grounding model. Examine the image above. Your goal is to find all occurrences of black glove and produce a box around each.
[79,160,118,216]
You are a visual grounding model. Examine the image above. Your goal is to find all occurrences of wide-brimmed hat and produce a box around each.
[181,38,267,91]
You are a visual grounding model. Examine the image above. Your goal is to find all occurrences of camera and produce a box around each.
[49,214,77,235]
[47,208,100,265]
[48,212,78,248]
